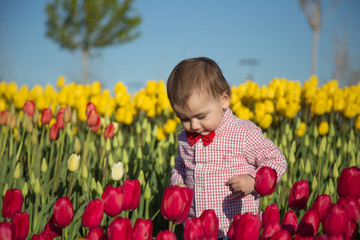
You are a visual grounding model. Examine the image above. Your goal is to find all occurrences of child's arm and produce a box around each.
[170,154,187,186]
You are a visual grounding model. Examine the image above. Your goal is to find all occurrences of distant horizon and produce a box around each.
[1,0,359,93]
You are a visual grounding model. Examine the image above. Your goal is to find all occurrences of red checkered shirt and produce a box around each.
[170,108,287,238]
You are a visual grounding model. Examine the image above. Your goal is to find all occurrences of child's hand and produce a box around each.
[225,174,255,200]
[177,183,187,188]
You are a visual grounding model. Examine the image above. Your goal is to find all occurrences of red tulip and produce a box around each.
[31,231,53,240]
[293,234,314,239]
[262,204,280,227]
[132,218,153,240]
[345,218,358,240]
[160,185,193,225]
[227,214,241,240]
[104,123,115,139]
[56,108,65,129]
[122,179,141,211]
[23,100,35,117]
[52,197,74,227]
[289,180,310,210]
[87,110,99,127]
[322,204,348,236]
[310,194,331,221]
[0,222,12,240]
[2,188,24,219]
[269,229,292,240]
[87,227,105,240]
[155,230,177,240]
[44,216,62,238]
[86,102,97,117]
[41,108,52,125]
[254,166,277,196]
[49,122,59,141]
[81,199,104,228]
[0,111,10,125]
[314,235,328,240]
[107,217,132,240]
[233,212,261,240]
[199,209,219,240]
[261,221,281,240]
[337,196,360,223]
[296,209,320,237]
[183,217,204,240]
[101,184,124,217]
[282,210,298,236]
[337,166,360,199]
[10,212,29,240]
[91,115,101,132]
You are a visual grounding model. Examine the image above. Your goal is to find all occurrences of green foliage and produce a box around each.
[45,0,142,52]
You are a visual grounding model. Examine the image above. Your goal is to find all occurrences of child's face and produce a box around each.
[173,91,230,136]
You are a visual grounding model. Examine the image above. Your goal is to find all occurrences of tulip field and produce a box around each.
[0,76,359,239]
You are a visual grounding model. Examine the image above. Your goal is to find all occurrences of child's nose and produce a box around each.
[190,119,200,131]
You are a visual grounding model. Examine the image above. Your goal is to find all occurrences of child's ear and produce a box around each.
[220,91,231,109]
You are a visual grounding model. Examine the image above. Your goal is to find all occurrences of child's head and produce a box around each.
[167,57,231,110]
[167,57,231,135]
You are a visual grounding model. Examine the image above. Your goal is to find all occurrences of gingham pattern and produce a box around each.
[170,108,287,238]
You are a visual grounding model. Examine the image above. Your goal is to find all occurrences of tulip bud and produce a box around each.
[64,104,71,123]
[22,182,28,197]
[67,153,80,172]
[82,164,88,179]
[313,125,318,138]
[40,157,47,173]
[311,176,318,191]
[143,142,150,156]
[281,172,287,183]
[2,183,9,197]
[336,137,341,148]
[31,129,38,145]
[299,158,304,171]
[329,149,334,163]
[32,108,39,125]
[357,152,360,166]
[281,134,287,147]
[25,117,33,133]
[96,181,103,196]
[332,163,339,179]
[118,131,123,147]
[74,137,81,154]
[144,183,151,200]
[170,155,175,168]
[304,134,310,147]
[14,162,21,179]
[34,178,41,194]
[322,164,329,178]
[137,170,145,187]
[313,144,318,157]
[295,118,301,130]
[329,123,335,137]
[108,152,114,167]
[329,178,335,195]
[303,159,311,175]
[91,178,97,192]
[324,185,330,195]
[129,135,135,149]
[335,154,342,166]
[122,149,129,165]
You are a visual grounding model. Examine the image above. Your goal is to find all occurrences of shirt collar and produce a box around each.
[215,108,232,136]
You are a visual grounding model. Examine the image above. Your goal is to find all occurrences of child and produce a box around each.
[167,57,287,239]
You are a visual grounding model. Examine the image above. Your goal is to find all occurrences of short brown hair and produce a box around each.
[167,57,231,109]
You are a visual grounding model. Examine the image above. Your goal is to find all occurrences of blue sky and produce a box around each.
[1,0,359,93]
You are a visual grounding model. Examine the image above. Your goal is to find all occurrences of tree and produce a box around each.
[298,0,341,76]
[45,0,141,83]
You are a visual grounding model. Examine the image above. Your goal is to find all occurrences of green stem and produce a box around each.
[32,194,39,233]
[169,220,174,232]
[67,173,74,198]
[0,127,9,162]
[52,130,66,194]
[79,129,91,175]
[145,199,150,220]
[16,130,26,161]
[258,197,262,216]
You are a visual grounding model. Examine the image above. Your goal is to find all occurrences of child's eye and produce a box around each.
[198,115,206,120]
[181,118,190,122]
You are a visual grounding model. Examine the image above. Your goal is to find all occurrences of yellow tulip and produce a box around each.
[67,153,80,172]
[264,100,275,114]
[124,111,133,125]
[318,121,329,136]
[157,127,166,141]
[145,80,157,95]
[114,81,127,95]
[163,119,178,134]
[258,114,272,129]
[275,98,287,112]
[0,98,7,111]
[354,115,360,130]
[5,82,18,100]
[312,97,327,116]
[343,103,358,118]
[56,75,66,88]
[91,81,101,96]
[285,102,300,119]
[294,122,306,137]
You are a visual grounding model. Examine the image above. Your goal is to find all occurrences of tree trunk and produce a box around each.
[311,27,320,76]
[82,49,88,84]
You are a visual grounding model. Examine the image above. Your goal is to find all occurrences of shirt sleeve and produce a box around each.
[244,126,287,182]
[170,145,186,186]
